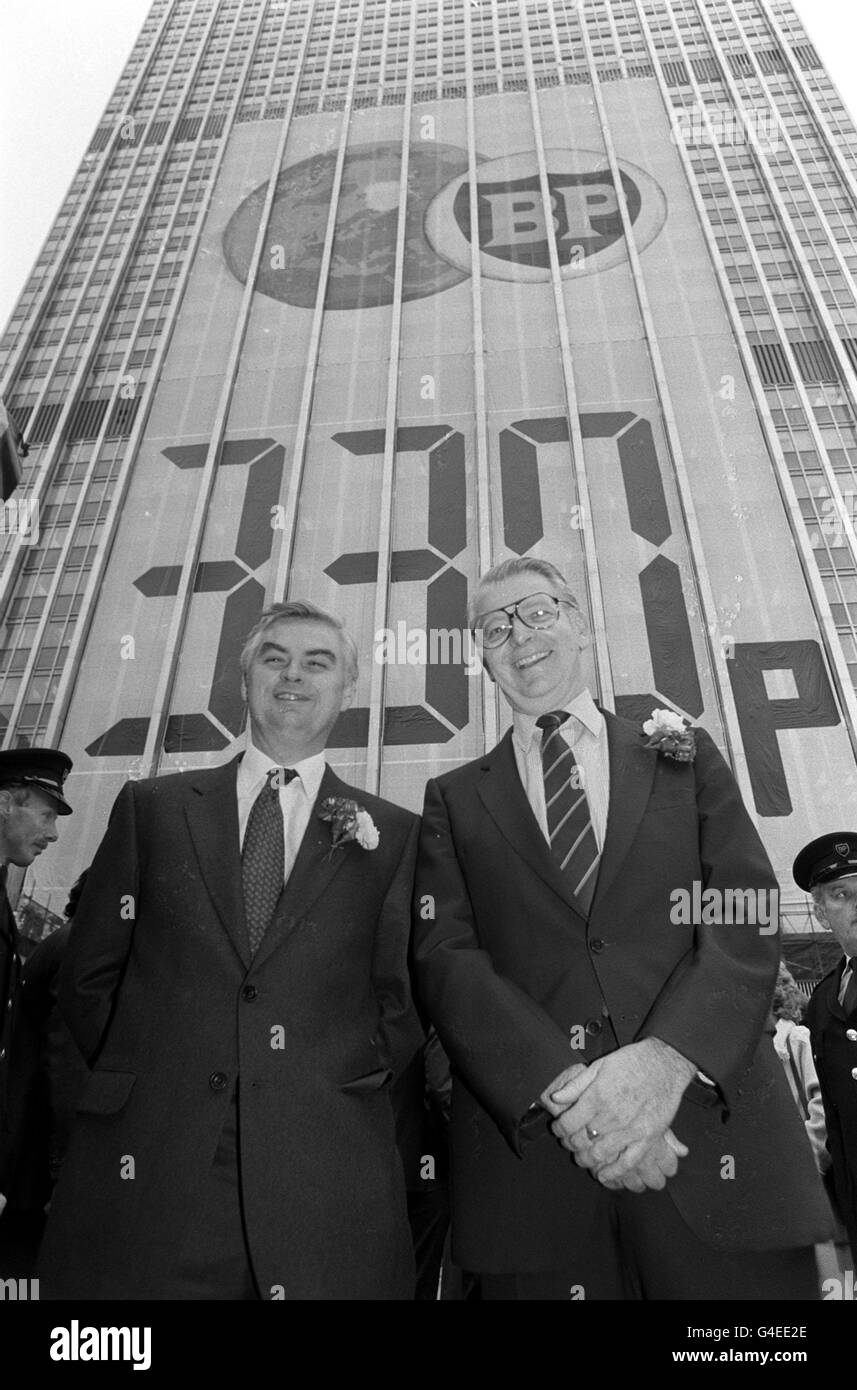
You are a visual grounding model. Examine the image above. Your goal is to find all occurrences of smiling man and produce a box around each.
[797,833,857,1260]
[413,556,832,1300]
[38,602,423,1300]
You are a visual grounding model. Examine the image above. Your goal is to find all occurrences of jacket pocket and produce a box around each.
[339,1067,393,1095]
[75,1069,137,1115]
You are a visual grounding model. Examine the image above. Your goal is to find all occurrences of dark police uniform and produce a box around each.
[0,864,23,1201]
[794,833,857,1261]
[0,751,72,1217]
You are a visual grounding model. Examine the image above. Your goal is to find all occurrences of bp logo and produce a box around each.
[222,143,667,307]
[425,149,667,281]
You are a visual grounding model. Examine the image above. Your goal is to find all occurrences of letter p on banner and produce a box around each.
[726,641,839,816]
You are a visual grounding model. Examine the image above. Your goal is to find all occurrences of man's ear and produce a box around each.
[811,896,828,930]
[570,607,589,648]
[477,646,495,683]
[240,673,247,705]
[340,675,357,712]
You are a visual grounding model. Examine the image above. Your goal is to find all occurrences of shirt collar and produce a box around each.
[238,737,327,802]
[512,688,603,754]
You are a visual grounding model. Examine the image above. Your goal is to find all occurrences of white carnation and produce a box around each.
[643,708,685,735]
[355,810,380,850]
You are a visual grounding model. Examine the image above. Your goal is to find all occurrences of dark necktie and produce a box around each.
[536,710,600,915]
[840,957,857,1016]
[242,768,296,957]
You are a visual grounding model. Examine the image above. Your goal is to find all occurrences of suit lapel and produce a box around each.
[476,711,657,921]
[590,710,657,911]
[251,765,353,969]
[476,731,587,922]
[184,756,249,968]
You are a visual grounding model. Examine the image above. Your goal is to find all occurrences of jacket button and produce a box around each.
[209,1071,228,1091]
[847,1029,857,1042]
[241,985,258,1002]
[589,938,605,953]
[585,1019,602,1036]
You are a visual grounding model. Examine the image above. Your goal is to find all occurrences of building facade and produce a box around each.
[2,0,857,930]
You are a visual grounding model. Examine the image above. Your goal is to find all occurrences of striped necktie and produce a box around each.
[536,710,600,915]
[242,768,296,957]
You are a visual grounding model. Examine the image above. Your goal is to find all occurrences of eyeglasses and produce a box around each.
[474,592,574,649]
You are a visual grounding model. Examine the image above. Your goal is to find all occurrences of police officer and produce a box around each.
[794,832,857,1261]
[0,748,72,1227]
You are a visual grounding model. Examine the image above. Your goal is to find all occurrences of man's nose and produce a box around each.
[510,613,533,644]
[45,823,59,843]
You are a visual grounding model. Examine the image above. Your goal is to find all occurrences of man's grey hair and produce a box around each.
[467,557,582,629]
[240,602,359,682]
[0,785,33,809]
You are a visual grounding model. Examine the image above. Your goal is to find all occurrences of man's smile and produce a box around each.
[514,650,550,671]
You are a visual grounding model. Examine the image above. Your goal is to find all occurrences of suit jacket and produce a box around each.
[413,711,833,1273]
[806,960,857,1257]
[37,757,423,1299]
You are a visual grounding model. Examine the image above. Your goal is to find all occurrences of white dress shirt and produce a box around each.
[511,688,610,851]
[236,739,326,885]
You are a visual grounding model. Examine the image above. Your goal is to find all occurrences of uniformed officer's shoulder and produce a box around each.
[812,961,842,993]
[805,969,839,1028]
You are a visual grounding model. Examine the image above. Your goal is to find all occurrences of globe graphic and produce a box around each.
[222,140,473,310]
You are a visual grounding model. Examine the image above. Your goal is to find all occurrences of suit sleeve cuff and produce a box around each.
[685,1071,726,1111]
[519,1100,548,1141]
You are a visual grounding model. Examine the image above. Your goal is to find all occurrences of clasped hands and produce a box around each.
[538,1038,696,1193]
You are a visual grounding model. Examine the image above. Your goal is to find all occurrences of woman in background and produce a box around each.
[772,961,850,1292]
[772,962,829,1175]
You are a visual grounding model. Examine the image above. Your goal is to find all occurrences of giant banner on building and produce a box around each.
[45,79,854,916]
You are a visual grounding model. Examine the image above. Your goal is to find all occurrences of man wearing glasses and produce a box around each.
[413,556,831,1300]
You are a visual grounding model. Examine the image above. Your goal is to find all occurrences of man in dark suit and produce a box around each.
[0,749,72,1269]
[38,601,422,1300]
[413,556,832,1300]
[797,833,857,1261]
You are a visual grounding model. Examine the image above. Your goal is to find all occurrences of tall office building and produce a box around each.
[2,0,857,936]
